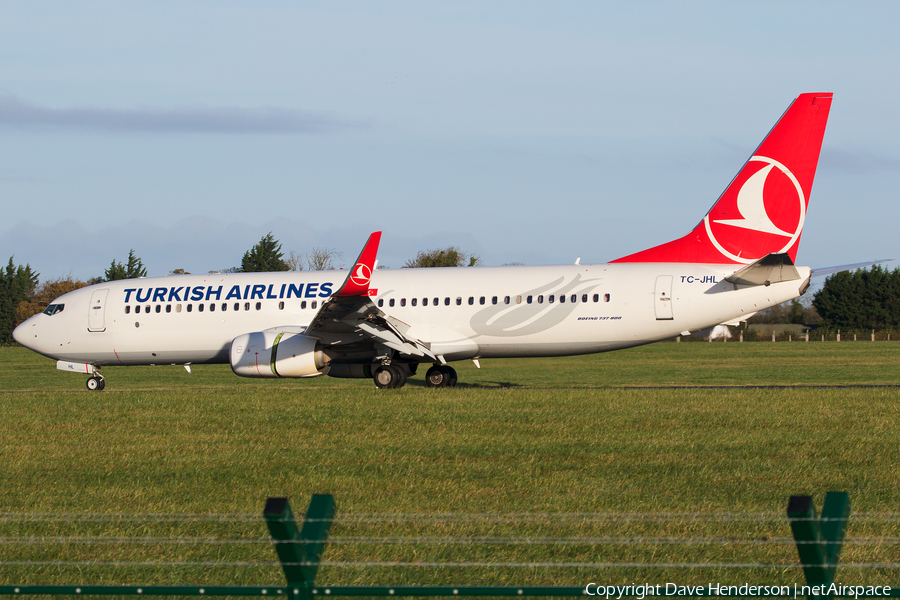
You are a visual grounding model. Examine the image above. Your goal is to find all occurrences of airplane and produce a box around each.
[15,92,840,390]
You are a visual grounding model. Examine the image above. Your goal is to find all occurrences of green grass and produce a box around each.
[1,343,899,589]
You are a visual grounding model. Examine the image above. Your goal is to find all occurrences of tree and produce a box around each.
[306,247,343,271]
[105,249,148,281]
[240,233,290,273]
[404,246,482,268]
[286,250,305,272]
[813,265,900,329]
[0,257,39,344]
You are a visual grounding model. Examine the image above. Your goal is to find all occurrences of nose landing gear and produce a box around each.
[86,374,105,391]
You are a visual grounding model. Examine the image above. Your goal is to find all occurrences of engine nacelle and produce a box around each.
[230,331,328,378]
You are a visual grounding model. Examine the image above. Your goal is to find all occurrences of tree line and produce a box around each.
[0,233,481,344]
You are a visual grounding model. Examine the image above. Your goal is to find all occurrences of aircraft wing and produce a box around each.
[303,232,437,361]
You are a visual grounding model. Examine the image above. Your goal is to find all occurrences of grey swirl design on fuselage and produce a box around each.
[469,273,603,337]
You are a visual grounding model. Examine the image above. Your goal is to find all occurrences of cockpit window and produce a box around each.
[42,304,65,316]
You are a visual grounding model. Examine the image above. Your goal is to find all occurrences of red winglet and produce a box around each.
[335,232,382,297]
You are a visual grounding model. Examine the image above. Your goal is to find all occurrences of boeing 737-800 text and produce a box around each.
[15,93,837,390]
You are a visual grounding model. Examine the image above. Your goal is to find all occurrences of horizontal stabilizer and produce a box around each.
[725,253,801,286]
[811,259,893,278]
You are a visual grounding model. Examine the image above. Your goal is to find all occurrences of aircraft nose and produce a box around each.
[12,316,40,351]
[12,321,26,345]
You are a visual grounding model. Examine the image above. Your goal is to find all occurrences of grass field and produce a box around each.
[1,343,899,589]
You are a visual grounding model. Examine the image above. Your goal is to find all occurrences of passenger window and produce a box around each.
[411,298,417,306]
[456,297,462,305]
[166,305,172,313]
[421,298,427,306]
[234,302,240,311]
[549,295,555,303]
[176,304,182,313]
[504,296,511,304]
[389,298,395,307]
[244,302,250,311]
[400,298,406,307]
[222,303,227,311]
[445,297,451,306]
[605,293,611,302]
[559,295,565,303]
[301,301,307,309]
[527,296,532,304]
[537,295,543,303]
[571,294,577,303]
[516,295,522,304]
[479,296,485,305]
[491,296,497,305]
[145,305,151,313]
[434,298,439,306]
[187,304,192,313]
[378,299,384,308]
[593,294,599,302]
[582,294,588,303]
[209,303,215,312]
[155,305,161,313]
[125,306,131,314]
[256,302,262,310]
[278,301,284,310]
[198,304,204,313]
[468,297,474,305]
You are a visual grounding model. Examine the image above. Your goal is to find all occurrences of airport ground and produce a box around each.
[1,343,899,588]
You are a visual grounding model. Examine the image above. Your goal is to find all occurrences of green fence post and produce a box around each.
[820,491,850,585]
[787,492,850,600]
[264,495,336,598]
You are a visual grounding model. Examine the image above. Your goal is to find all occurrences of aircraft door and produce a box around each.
[654,276,674,320]
[88,289,109,332]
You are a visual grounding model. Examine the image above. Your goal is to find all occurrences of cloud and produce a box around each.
[0,95,364,134]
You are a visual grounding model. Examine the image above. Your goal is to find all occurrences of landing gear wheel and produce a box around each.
[445,366,458,388]
[425,365,458,388]
[374,365,407,389]
[426,365,449,388]
[86,376,104,391]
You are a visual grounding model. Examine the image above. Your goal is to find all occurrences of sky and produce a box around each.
[2,2,899,282]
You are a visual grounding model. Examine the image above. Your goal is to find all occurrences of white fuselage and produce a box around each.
[14,262,809,367]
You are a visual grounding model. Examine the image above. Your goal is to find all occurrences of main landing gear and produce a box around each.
[372,362,457,389]
[425,365,457,388]
[373,364,407,389]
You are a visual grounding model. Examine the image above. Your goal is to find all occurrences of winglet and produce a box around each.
[335,232,382,297]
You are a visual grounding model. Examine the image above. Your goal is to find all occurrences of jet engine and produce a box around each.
[230,331,329,378]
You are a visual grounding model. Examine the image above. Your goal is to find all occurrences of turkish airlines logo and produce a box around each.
[704,155,806,264]
[349,262,372,287]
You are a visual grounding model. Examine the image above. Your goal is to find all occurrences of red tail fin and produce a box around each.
[612,93,833,264]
